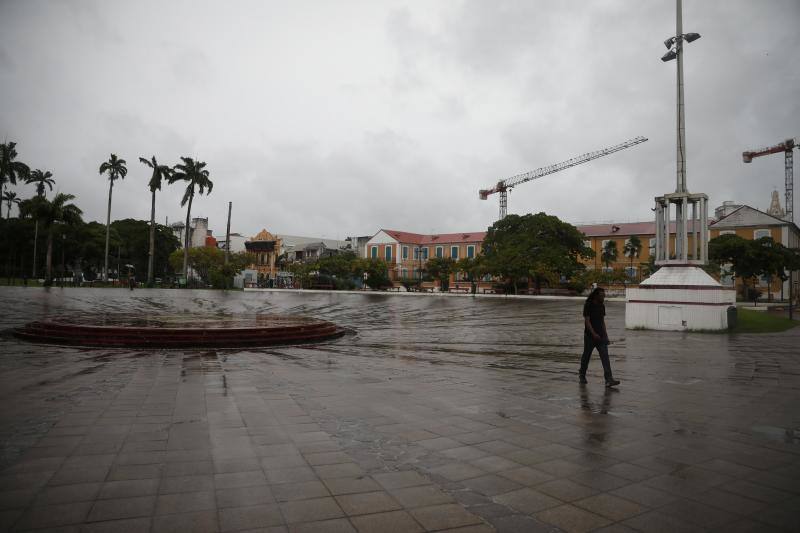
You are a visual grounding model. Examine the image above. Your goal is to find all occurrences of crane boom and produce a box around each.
[742,137,797,222]
[479,136,648,219]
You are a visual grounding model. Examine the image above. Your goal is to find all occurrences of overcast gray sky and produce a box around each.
[1,0,798,239]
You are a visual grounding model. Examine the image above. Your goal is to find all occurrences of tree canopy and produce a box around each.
[481,212,593,293]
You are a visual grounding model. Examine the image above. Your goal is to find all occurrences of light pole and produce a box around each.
[661,0,700,195]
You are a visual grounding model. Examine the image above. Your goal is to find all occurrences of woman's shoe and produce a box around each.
[605,379,620,388]
[579,375,588,384]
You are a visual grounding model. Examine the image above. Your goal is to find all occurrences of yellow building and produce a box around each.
[244,229,283,280]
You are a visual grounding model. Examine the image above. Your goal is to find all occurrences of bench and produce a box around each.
[449,286,470,293]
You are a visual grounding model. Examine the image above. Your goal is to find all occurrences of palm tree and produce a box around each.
[168,157,213,282]
[21,194,82,284]
[2,190,20,219]
[26,168,55,197]
[601,240,618,270]
[25,169,55,277]
[0,142,30,219]
[139,156,172,285]
[623,235,643,281]
[99,154,127,281]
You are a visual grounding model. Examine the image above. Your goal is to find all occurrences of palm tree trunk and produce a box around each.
[183,191,194,283]
[45,229,53,284]
[147,189,156,285]
[31,219,39,278]
[103,180,114,281]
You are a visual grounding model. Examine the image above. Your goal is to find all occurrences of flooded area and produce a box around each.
[0,287,798,532]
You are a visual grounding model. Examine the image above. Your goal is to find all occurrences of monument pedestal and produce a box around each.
[625,265,736,331]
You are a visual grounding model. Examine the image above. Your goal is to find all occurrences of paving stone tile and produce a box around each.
[688,486,767,516]
[266,466,319,484]
[469,455,520,473]
[349,510,424,533]
[219,503,284,531]
[460,474,522,497]
[158,474,214,494]
[335,491,401,516]
[389,485,454,508]
[0,488,35,510]
[611,482,678,508]
[493,487,562,514]
[279,496,344,523]
[261,454,308,469]
[303,451,352,466]
[497,466,555,486]
[622,510,706,533]
[409,503,483,530]
[313,463,364,479]
[602,461,660,482]
[155,490,216,514]
[535,479,598,502]
[573,492,646,521]
[428,463,486,482]
[441,446,489,461]
[214,469,267,489]
[152,510,219,533]
[107,464,162,481]
[272,480,330,502]
[48,466,109,486]
[372,470,431,490]
[217,484,274,508]
[416,437,462,451]
[98,478,160,499]
[80,517,152,532]
[323,476,382,496]
[535,503,611,533]
[215,457,263,474]
[163,460,214,477]
[34,482,101,505]
[569,470,631,491]
[721,479,794,504]
[87,495,156,522]
[13,501,92,530]
[289,517,356,533]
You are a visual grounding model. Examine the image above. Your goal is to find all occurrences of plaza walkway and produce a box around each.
[0,288,798,532]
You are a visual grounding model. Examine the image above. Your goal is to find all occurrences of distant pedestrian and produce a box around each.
[128,275,136,291]
[579,287,620,388]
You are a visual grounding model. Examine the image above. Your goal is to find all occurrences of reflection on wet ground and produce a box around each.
[0,287,798,532]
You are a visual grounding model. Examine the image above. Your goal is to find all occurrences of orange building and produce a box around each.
[364,229,486,283]
[244,229,283,280]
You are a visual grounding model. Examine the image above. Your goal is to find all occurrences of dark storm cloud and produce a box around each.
[1,0,798,239]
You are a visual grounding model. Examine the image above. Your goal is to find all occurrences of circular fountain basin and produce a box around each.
[13,314,345,348]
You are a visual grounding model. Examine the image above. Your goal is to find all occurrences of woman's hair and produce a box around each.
[585,287,605,305]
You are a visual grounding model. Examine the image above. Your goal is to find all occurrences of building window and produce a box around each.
[401,268,408,278]
[625,266,637,279]
[583,240,592,249]
[402,246,409,260]
[422,247,429,260]
[719,230,736,236]
[754,229,770,240]
[467,245,475,259]
[371,246,378,259]
[385,246,392,261]
[436,246,443,258]
[413,247,419,260]
[451,246,459,259]
[648,238,656,253]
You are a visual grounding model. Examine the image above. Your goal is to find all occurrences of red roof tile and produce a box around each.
[381,229,487,245]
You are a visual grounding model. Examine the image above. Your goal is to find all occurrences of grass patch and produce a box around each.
[733,308,799,334]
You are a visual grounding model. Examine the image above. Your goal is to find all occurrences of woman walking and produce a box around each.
[579,287,620,387]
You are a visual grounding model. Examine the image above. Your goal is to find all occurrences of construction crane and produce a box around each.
[743,137,797,222]
[479,136,648,220]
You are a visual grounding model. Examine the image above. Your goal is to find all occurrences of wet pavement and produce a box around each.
[0,287,798,533]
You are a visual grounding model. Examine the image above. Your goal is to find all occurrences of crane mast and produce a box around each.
[479,136,648,219]
[743,137,797,222]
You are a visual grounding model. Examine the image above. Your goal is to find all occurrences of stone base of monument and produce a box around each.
[625,265,736,331]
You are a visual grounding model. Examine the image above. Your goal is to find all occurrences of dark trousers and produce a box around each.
[580,334,613,380]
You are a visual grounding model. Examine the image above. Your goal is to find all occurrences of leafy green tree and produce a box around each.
[168,157,213,282]
[25,169,55,277]
[351,257,391,289]
[0,142,30,219]
[482,213,593,294]
[623,235,642,280]
[709,234,759,297]
[139,156,172,285]
[601,240,618,270]
[426,256,455,291]
[99,154,128,281]
[26,193,83,284]
[2,191,20,219]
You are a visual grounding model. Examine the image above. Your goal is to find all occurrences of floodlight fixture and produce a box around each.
[661,50,678,62]
[664,36,676,49]
[684,32,701,42]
